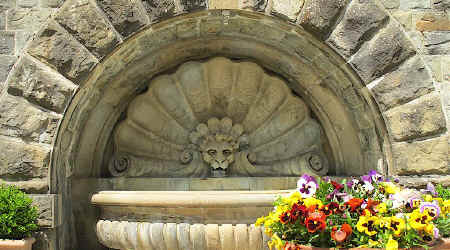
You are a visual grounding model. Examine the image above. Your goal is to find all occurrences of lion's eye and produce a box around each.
[207,149,217,156]
[223,149,232,156]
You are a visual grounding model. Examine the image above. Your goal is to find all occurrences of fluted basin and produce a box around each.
[92,190,290,249]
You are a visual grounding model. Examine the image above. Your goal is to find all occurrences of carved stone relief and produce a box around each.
[109,57,329,177]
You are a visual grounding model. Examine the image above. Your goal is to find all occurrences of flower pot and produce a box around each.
[0,238,35,250]
[292,238,450,250]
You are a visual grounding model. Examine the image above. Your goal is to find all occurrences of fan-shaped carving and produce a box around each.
[110,57,328,177]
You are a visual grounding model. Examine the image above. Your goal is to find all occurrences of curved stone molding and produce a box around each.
[96,220,268,250]
[113,57,328,177]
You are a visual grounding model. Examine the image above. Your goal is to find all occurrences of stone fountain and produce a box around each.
[91,57,330,249]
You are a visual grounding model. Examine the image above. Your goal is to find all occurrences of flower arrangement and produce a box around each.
[255,171,450,250]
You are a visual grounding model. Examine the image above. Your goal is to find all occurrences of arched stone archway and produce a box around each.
[0,0,447,249]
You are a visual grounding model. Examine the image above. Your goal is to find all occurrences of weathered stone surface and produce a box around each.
[0,55,16,82]
[18,0,39,8]
[328,0,388,58]
[7,56,76,113]
[385,92,446,141]
[443,55,450,81]
[0,137,50,179]
[423,55,442,82]
[0,94,60,143]
[298,0,349,39]
[40,0,64,8]
[27,20,98,84]
[432,0,450,10]
[371,56,434,111]
[379,0,399,9]
[7,8,53,32]
[392,10,413,30]
[0,0,15,11]
[179,0,207,12]
[96,0,148,37]
[0,31,14,55]
[416,13,450,32]
[400,0,431,9]
[350,22,416,84]
[392,136,449,175]
[15,31,32,55]
[209,0,238,9]
[272,0,304,21]
[424,31,450,55]
[398,175,450,188]
[238,0,267,11]
[0,11,6,30]
[141,0,175,23]
[0,178,49,193]
[31,194,56,227]
[55,0,120,58]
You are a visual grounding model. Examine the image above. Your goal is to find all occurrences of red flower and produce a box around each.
[365,199,380,215]
[283,242,301,250]
[290,203,308,224]
[331,181,344,190]
[321,202,340,216]
[280,211,291,224]
[305,211,326,233]
[331,224,353,243]
[345,198,363,213]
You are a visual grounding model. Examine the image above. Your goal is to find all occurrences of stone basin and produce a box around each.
[91,190,291,249]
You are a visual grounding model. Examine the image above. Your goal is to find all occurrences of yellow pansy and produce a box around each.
[382,182,400,194]
[268,234,284,250]
[386,236,399,250]
[303,197,323,208]
[443,200,450,215]
[424,224,435,235]
[424,195,433,202]
[255,216,265,227]
[409,209,432,231]
[356,215,379,236]
[377,203,388,214]
[388,216,406,237]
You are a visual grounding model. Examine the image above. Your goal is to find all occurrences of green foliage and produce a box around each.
[0,185,38,240]
[436,184,450,200]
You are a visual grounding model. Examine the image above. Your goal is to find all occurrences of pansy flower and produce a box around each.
[297,174,318,198]
[305,211,326,233]
[421,183,437,196]
[387,216,406,237]
[290,203,307,224]
[346,198,364,213]
[331,223,352,243]
[409,209,433,231]
[283,242,301,250]
[331,181,344,190]
[420,201,440,219]
[356,215,379,236]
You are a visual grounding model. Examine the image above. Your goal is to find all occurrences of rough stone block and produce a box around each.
[27,20,98,84]
[0,31,14,55]
[141,0,175,23]
[209,0,238,9]
[424,31,450,55]
[7,56,76,113]
[391,10,413,30]
[0,94,61,144]
[14,31,32,55]
[7,8,53,32]
[298,0,350,40]
[179,0,207,12]
[371,56,434,111]
[0,178,49,194]
[0,0,15,11]
[384,92,446,141]
[0,11,6,30]
[400,0,431,9]
[392,135,449,175]
[432,0,450,10]
[350,21,416,84]
[272,0,304,21]
[328,0,388,58]
[40,0,64,8]
[96,0,149,37]
[55,0,120,59]
[443,55,450,81]
[17,0,39,8]
[0,137,50,179]
[379,0,399,9]
[238,0,267,11]
[0,55,16,82]
[416,12,450,32]
[30,195,56,228]
[423,55,442,82]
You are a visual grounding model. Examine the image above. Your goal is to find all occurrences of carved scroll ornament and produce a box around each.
[110,57,328,177]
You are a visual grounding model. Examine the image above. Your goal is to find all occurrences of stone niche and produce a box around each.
[108,57,329,179]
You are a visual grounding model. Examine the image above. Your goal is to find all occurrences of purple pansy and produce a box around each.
[297,174,318,198]
[420,201,440,219]
[421,183,437,196]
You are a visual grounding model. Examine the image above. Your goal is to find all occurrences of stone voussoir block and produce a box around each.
[384,92,446,142]
[96,0,149,38]
[271,0,304,22]
[7,55,77,113]
[179,0,207,12]
[0,94,61,144]
[0,31,15,55]
[55,0,121,59]
[350,21,416,84]
[27,20,98,84]
[141,0,176,23]
[298,0,350,40]
[7,8,53,32]
[327,0,388,58]
[392,135,449,175]
[238,0,267,11]
[370,56,434,111]
[0,55,16,82]
[0,137,51,179]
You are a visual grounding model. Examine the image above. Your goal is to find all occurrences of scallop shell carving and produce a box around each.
[112,57,328,177]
